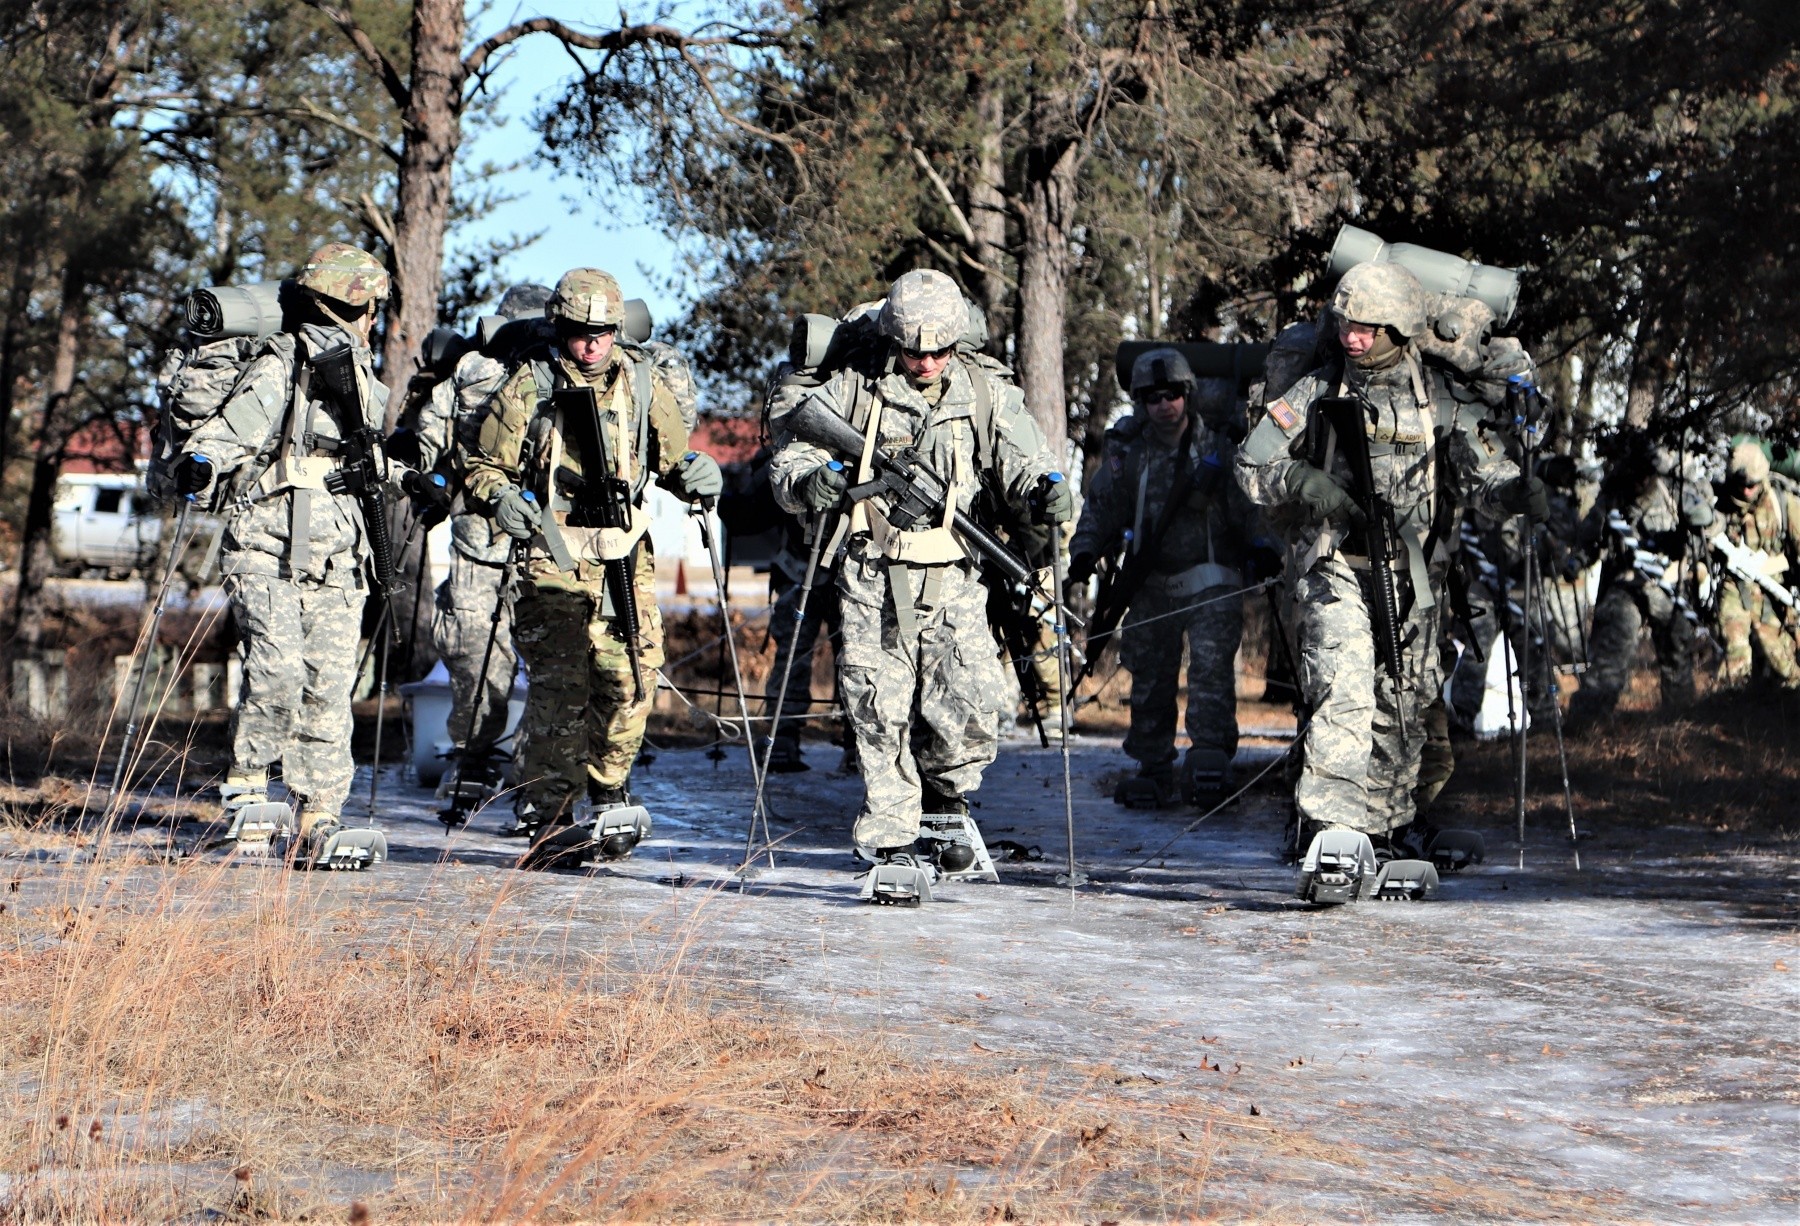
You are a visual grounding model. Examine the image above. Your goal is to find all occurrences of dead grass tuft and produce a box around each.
[0,853,1263,1222]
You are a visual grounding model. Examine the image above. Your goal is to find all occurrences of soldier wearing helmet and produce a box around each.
[1236,255,1547,898]
[461,267,721,860]
[1069,346,1259,807]
[172,240,422,866]
[768,268,1067,885]
[408,283,553,827]
[1709,438,1800,691]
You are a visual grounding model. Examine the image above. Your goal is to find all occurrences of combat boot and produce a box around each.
[1114,764,1178,809]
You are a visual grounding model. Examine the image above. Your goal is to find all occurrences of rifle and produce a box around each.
[1711,530,1797,611]
[311,343,397,600]
[987,568,1054,746]
[1606,511,1701,623]
[554,386,648,701]
[1316,397,1407,686]
[784,399,1049,599]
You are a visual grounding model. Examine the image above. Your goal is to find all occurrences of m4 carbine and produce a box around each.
[553,386,648,702]
[1711,530,1796,612]
[1316,397,1408,686]
[311,344,397,600]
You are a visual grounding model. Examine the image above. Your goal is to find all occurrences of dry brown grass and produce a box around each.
[0,843,1275,1223]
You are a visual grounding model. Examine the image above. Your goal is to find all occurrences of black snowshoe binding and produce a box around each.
[1297,828,1439,905]
[1114,767,1179,810]
[857,844,937,906]
[1181,747,1234,807]
[437,751,508,829]
[917,792,999,883]
[1394,824,1486,873]
[521,785,652,871]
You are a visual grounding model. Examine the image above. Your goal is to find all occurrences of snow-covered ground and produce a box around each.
[255,729,1800,1223]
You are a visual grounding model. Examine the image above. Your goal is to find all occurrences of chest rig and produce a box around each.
[524,354,656,573]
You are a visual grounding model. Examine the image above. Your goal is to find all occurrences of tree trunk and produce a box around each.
[378,0,466,418]
[1014,132,1081,464]
[968,81,1010,349]
[0,247,34,484]
[10,273,85,655]
[1624,315,1665,430]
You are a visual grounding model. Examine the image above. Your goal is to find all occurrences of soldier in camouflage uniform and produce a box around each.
[415,284,552,824]
[1567,442,1707,724]
[1071,348,1257,806]
[172,242,416,864]
[1236,262,1542,851]
[461,268,721,847]
[1713,440,1800,688]
[769,269,1067,865]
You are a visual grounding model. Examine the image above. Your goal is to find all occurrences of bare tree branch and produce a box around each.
[903,139,976,247]
[303,0,410,111]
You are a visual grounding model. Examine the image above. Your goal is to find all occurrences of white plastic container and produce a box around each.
[400,660,527,786]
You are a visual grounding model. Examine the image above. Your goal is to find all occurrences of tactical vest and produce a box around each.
[522,352,657,572]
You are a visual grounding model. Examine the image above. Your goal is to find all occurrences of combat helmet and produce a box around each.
[1330,262,1429,339]
[879,270,969,352]
[546,268,626,329]
[295,243,390,307]
[1129,346,1197,404]
[1730,439,1771,486]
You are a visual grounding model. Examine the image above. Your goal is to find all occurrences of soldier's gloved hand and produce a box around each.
[1499,476,1550,525]
[1285,463,1361,526]
[404,469,453,525]
[673,450,723,502]
[798,461,848,512]
[1034,472,1075,525]
[492,485,542,540]
[172,453,213,498]
[1067,551,1097,587]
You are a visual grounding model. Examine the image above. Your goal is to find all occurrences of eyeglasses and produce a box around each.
[1143,388,1185,405]
[565,325,618,341]
[900,344,956,362]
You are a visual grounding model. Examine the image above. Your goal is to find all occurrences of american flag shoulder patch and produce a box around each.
[1268,398,1299,430]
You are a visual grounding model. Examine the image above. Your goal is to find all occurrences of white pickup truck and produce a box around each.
[51,473,164,578]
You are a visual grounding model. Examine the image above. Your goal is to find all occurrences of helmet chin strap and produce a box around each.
[313,296,375,345]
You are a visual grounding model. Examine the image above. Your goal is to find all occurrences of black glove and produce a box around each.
[1034,472,1075,526]
[798,461,848,512]
[404,469,453,525]
[1067,551,1097,587]
[1499,476,1550,525]
[172,453,213,498]
[1285,463,1361,526]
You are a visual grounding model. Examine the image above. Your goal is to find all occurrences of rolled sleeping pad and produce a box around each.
[1329,224,1521,327]
[622,297,653,345]
[184,280,289,340]
[1113,341,1271,395]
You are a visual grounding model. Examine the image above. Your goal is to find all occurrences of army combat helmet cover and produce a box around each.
[1330,261,1429,339]
[546,268,626,329]
[295,243,390,307]
[879,269,969,351]
[1130,347,1198,405]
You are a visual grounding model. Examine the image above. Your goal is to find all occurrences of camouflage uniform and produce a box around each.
[462,270,698,822]
[769,271,1059,851]
[1236,264,1523,839]
[182,244,393,829]
[1071,368,1256,784]
[1569,473,1699,722]
[1713,447,1800,688]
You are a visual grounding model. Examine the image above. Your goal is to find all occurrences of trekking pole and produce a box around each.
[442,541,521,829]
[1046,474,1085,892]
[1507,378,1536,867]
[1530,541,1581,868]
[744,490,838,876]
[364,508,433,820]
[107,496,202,808]
[689,477,768,868]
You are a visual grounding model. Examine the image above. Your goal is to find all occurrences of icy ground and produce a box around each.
[21,725,1794,1222]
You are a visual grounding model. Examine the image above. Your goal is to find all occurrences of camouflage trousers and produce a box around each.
[510,549,664,817]
[431,551,516,752]
[761,565,843,741]
[223,571,366,818]
[1294,557,1439,837]
[1716,581,1800,687]
[837,547,1004,850]
[1118,581,1242,768]
[1570,581,1693,721]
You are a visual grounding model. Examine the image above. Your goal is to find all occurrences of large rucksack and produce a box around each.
[149,281,292,507]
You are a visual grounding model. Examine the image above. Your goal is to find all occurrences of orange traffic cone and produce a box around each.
[674,558,688,596]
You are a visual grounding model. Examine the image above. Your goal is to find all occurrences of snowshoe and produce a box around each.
[287,819,386,872]
[858,847,936,906]
[1421,828,1485,873]
[1296,829,1379,906]
[1368,856,1441,901]
[764,736,810,774]
[1181,748,1234,807]
[1114,769,1178,810]
[520,798,652,871]
[437,753,506,829]
[211,800,294,855]
[919,809,1000,883]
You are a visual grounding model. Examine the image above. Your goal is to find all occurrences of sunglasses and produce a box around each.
[900,344,956,361]
[1143,388,1185,405]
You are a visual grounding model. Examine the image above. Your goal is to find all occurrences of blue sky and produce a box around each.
[452,18,690,327]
